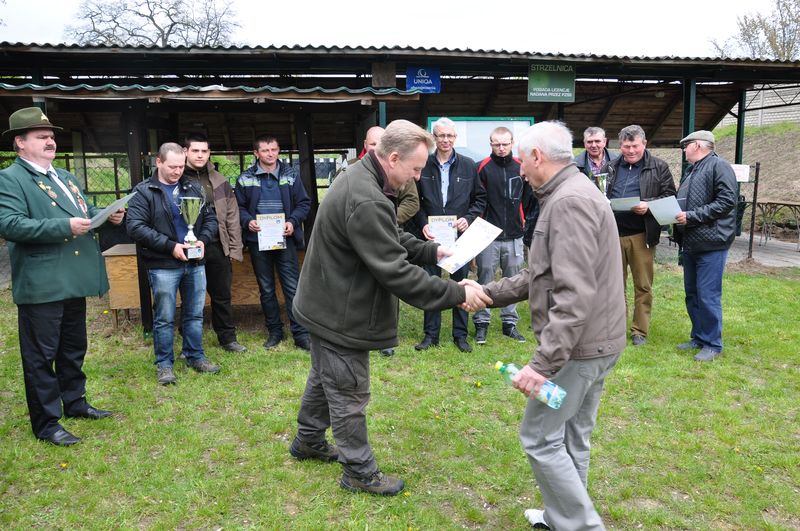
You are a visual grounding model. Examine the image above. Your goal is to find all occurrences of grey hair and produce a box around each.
[583,126,606,139]
[618,125,646,143]
[516,121,573,163]
[696,140,714,150]
[157,142,185,161]
[431,117,456,134]
[376,119,435,159]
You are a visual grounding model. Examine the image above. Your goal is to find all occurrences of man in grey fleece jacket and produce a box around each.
[289,120,491,496]
[470,121,625,530]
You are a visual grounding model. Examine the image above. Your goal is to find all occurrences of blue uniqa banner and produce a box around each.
[406,66,441,93]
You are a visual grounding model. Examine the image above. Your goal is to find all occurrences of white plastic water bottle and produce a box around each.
[495,361,567,410]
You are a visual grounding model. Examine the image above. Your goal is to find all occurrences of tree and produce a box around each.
[712,0,800,60]
[64,0,241,47]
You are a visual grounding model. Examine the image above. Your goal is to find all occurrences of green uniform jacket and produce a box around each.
[294,154,465,351]
[0,158,109,304]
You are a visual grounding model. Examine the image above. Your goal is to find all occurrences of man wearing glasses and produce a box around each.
[412,117,487,353]
[674,131,737,362]
[602,125,675,347]
[473,127,531,345]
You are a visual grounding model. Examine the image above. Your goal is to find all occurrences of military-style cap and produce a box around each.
[3,107,62,137]
[679,130,714,146]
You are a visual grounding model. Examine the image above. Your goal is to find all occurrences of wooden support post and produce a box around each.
[122,104,145,186]
[294,112,318,244]
[681,78,696,180]
[735,88,746,164]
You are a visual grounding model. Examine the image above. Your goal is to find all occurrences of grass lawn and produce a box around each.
[0,263,799,530]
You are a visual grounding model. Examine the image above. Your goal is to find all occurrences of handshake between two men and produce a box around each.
[458,278,492,313]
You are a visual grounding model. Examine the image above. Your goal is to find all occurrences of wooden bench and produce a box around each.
[102,243,299,327]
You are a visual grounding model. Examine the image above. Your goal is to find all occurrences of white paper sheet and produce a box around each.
[437,217,502,274]
[428,215,457,248]
[610,196,640,212]
[90,192,137,229]
[257,213,286,251]
[648,196,682,225]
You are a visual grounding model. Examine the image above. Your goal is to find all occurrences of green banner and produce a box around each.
[527,63,575,102]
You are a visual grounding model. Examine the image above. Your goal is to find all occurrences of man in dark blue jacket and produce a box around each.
[126,142,221,385]
[235,136,312,351]
[412,117,487,353]
[674,130,737,362]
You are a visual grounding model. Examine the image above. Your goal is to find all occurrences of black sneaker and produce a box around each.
[263,333,283,349]
[502,325,526,343]
[380,348,395,357]
[340,470,405,496]
[454,337,472,353]
[289,437,339,462]
[294,336,311,351]
[475,325,488,345]
[186,358,221,374]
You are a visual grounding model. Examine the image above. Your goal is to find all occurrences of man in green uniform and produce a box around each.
[0,107,124,446]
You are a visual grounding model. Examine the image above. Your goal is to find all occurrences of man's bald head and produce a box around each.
[364,126,385,153]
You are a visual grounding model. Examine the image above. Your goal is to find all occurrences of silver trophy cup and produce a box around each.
[180,196,205,260]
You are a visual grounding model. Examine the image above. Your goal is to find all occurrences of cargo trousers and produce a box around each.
[295,334,377,478]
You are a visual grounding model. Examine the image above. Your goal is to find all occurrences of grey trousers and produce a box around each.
[295,334,377,478]
[474,238,524,326]
[519,353,620,531]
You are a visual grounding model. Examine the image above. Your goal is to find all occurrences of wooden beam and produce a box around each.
[482,78,499,116]
[221,112,232,151]
[594,94,617,128]
[647,92,683,140]
[78,112,102,152]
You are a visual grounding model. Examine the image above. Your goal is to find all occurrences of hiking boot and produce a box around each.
[677,339,702,350]
[524,508,551,529]
[221,341,247,352]
[157,366,177,385]
[289,437,339,462]
[475,325,488,345]
[694,347,722,362]
[632,334,646,346]
[186,358,221,374]
[503,325,526,343]
[340,470,405,496]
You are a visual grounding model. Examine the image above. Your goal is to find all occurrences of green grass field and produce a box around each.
[1,264,799,530]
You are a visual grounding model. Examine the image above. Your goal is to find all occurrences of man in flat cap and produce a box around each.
[0,107,124,446]
[674,130,738,362]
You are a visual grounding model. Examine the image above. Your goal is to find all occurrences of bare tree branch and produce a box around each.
[711,0,800,60]
[64,0,241,47]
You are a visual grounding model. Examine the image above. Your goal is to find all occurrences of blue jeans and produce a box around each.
[422,263,469,340]
[148,265,207,368]
[682,249,727,352]
[247,239,308,340]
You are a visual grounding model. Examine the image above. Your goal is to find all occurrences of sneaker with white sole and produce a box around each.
[524,508,551,529]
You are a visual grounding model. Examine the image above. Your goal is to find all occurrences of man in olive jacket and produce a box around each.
[290,120,491,496]
[474,121,625,530]
[0,107,123,446]
[183,132,245,353]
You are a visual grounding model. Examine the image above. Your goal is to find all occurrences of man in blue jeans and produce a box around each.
[235,135,312,351]
[126,142,221,385]
[674,130,738,362]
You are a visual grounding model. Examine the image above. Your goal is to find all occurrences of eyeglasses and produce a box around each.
[490,142,512,148]
[434,133,456,140]
[681,141,696,150]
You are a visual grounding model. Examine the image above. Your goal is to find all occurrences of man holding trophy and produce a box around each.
[126,143,222,385]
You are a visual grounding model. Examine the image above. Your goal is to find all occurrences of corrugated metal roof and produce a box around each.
[1,41,797,65]
[0,82,420,101]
